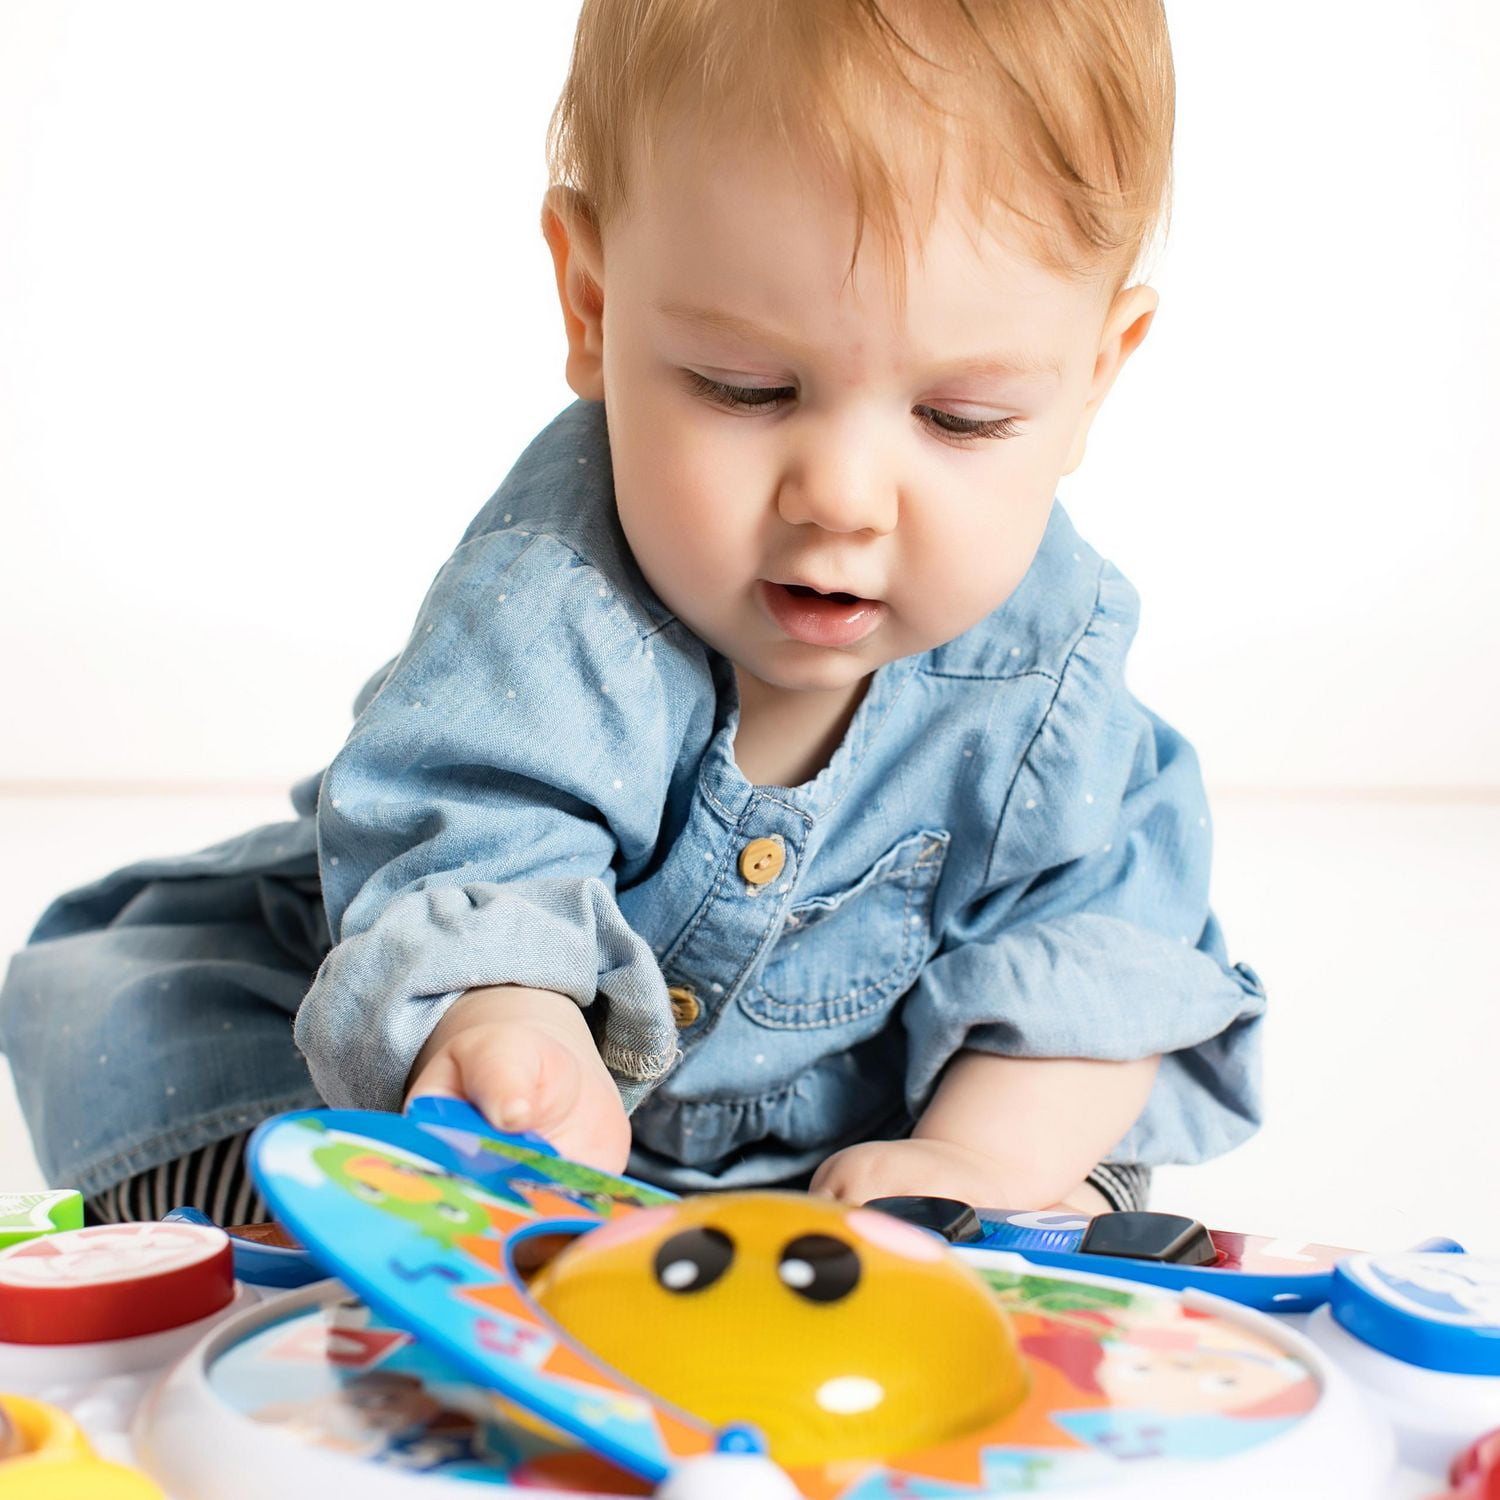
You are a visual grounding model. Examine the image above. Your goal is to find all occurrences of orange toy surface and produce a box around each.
[529,1191,1029,1465]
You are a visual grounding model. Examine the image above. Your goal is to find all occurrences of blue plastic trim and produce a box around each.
[1330,1253,1500,1374]
[162,1206,324,1289]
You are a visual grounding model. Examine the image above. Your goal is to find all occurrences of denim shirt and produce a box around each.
[7,399,1264,1197]
[293,400,1265,1191]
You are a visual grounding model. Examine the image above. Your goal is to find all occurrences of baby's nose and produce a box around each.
[775,445,897,536]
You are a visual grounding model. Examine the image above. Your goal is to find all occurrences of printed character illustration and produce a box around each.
[1016,1285,1318,1463]
[312,1140,503,1249]
[252,1371,447,1457]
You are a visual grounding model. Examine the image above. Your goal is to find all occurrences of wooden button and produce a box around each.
[738,837,785,886]
[667,985,701,1028]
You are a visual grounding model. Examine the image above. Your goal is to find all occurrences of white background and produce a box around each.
[2,4,1498,1255]
[3,0,1497,791]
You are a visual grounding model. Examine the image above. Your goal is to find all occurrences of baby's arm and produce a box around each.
[292,512,686,1132]
[406,985,631,1174]
[811,1048,1159,1212]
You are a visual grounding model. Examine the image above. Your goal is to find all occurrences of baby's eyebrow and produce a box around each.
[654,298,1062,382]
[937,351,1063,383]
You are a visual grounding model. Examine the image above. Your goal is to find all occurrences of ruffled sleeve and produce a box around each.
[292,523,685,1114]
[900,561,1266,1165]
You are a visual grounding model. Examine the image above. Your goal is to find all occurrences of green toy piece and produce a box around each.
[0,1188,84,1248]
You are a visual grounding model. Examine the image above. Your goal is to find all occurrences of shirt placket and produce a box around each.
[656,791,809,1051]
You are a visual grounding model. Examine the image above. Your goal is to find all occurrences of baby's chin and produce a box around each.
[728,636,895,698]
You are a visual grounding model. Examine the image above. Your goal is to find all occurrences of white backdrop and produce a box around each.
[3,2,1500,1270]
[3,0,1497,792]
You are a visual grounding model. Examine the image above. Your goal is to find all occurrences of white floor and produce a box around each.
[2,789,1497,1257]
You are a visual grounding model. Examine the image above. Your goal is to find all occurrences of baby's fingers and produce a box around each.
[445,1027,586,1140]
[808,1148,857,1202]
[404,1014,626,1170]
[404,1046,465,1108]
[407,1033,547,1132]
[462,1044,553,1134]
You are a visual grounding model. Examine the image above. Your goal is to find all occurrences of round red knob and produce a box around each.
[1447,1428,1500,1499]
[0,1222,234,1345]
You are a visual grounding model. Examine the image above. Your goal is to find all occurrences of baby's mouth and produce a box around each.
[784,584,863,605]
[758,580,887,648]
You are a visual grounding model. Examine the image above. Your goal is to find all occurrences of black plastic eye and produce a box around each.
[653,1227,735,1294]
[777,1233,861,1303]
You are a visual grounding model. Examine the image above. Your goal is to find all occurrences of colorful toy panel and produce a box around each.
[247,1103,1390,1496]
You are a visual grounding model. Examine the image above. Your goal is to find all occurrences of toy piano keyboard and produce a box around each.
[125,1097,1408,1497]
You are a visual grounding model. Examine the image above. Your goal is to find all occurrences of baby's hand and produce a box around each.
[810,1138,1109,1216]
[406,984,631,1174]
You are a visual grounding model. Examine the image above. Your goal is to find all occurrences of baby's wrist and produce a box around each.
[408,983,585,1090]
[448,983,584,1031]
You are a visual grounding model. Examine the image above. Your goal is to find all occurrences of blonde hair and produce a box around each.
[546,0,1174,303]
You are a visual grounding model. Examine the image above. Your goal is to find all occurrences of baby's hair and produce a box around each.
[546,0,1174,307]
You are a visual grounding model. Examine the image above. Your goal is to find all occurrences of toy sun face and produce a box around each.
[529,1192,1028,1465]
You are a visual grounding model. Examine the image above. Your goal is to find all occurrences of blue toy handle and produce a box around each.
[162,1205,325,1288]
[404,1093,559,1155]
[162,1206,214,1228]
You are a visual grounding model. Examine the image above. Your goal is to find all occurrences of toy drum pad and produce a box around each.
[0,1222,234,1345]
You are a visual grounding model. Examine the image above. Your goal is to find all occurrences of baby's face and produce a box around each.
[547,120,1154,712]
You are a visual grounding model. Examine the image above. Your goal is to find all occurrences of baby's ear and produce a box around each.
[541,185,606,401]
[1061,283,1159,476]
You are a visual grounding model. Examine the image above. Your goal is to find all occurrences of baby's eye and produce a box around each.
[684,370,1022,444]
[917,406,1024,443]
[684,370,794,411]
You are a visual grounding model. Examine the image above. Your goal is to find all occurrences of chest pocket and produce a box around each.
[741,829,950,1030]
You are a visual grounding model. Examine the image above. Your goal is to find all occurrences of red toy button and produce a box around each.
[1447,1427,1500,1499]
[0,1222,234,1345]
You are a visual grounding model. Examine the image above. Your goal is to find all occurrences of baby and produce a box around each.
[0,0,1265,1224]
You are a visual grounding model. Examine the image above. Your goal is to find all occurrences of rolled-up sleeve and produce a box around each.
[293,525,683,1114]
[901,563,1266,1165]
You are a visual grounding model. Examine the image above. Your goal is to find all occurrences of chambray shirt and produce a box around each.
[295,400,1265,1191]
[4,398,1264,1197]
